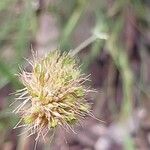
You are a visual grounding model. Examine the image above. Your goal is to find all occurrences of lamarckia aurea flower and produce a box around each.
[13,50,92,139]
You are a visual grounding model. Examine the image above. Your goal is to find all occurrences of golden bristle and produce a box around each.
[14,50,90,139]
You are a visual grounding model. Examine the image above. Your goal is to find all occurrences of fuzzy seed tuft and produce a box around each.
[14,50,91,139]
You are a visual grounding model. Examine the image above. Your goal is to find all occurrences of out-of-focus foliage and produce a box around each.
[0,0,150,149]
[0,0,37,88]
[0,0,37,138]
[57,0,150,120]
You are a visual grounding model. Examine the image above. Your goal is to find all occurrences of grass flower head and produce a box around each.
[14,50,91,139]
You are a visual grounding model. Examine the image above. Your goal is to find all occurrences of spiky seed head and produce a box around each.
[14,50,90,138]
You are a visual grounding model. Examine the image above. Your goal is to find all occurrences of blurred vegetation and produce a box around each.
[0,0,150,149]
[0,0,37,89]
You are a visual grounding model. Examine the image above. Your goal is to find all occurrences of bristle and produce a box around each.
[14,50,91,140]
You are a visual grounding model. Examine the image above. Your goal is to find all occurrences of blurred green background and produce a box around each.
[0,0,150,150]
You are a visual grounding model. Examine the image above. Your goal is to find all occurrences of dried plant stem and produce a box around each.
[71,33,108,56]
[71,36,96,56]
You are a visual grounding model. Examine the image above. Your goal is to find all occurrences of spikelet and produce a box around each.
[14,50,91,139]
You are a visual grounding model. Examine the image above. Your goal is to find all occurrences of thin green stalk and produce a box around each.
[60,0,88,50]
